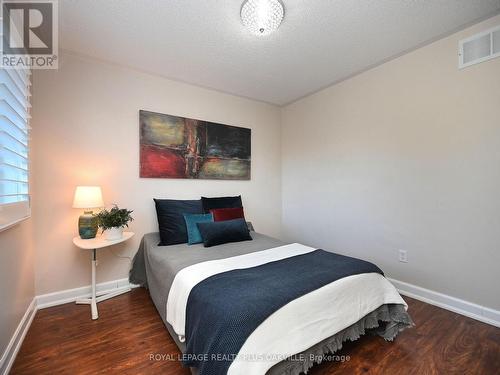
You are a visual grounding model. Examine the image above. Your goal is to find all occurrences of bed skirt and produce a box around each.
[165,302,413,375]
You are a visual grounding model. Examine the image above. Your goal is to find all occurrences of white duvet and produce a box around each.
[166,243,406,375]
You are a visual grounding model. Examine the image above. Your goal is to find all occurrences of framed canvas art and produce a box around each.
[140,110,251,180]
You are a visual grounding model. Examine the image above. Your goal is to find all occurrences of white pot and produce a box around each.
[104,227,123,241]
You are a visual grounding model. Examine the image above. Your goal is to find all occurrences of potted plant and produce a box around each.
[94,205,133,240]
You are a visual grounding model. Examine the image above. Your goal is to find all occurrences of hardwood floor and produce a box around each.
[11,288,500,375]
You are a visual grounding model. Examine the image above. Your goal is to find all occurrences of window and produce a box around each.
[0,67,31,230]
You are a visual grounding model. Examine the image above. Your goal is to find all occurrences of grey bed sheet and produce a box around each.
[129,231,286,326]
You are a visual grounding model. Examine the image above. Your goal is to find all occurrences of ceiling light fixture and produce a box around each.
[241,0,284,36]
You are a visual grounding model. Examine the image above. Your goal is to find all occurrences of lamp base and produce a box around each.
[79,210,98,239]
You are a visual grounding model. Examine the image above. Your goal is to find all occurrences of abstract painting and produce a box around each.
[140,110,251,180]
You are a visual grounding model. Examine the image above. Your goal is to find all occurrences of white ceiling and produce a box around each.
[60,0,500,106]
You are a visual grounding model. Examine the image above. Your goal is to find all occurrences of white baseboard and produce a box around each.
[35,276,500,328]
[388,278,500,328]
[0,298,37,375]
[36,278,139,309]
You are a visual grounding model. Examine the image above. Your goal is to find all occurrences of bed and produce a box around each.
[130,231,413,375]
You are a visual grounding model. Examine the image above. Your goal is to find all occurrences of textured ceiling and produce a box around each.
[60,0,500,105]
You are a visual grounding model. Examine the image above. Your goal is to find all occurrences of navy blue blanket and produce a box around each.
[184,249,384,375]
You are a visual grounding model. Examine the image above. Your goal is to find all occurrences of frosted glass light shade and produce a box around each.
[72,186,104,209]
[241,0,284,36]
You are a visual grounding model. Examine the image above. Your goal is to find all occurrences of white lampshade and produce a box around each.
[72,186,104,209]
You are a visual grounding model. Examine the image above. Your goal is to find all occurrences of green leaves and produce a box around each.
[94,205,133,230]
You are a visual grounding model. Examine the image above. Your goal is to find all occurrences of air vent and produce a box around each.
[459,25,500,69]
[493,29,500,54]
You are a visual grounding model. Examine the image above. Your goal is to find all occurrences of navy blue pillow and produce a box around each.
[196,218,252,247]
[201,196,242,214]
[154,199,202,246]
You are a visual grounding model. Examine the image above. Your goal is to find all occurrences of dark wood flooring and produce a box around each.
[11,288,500,375]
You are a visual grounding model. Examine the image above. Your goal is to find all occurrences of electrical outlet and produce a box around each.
[398,249,408,263]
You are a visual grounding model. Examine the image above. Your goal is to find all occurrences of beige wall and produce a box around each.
[0,220,34,365]
[31,52,282,295]
[282,15,500,310]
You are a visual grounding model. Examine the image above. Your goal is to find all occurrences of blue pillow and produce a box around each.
[201,195,243,213]
[154,199,202,246]
[196,218,252,247]
[184,213,214,245]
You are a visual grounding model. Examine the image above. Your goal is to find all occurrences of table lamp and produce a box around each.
[73,186,104,239]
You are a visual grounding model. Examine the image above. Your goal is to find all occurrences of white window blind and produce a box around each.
[0,67,31,230]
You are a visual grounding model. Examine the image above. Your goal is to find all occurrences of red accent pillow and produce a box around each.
[210,207,245,222]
